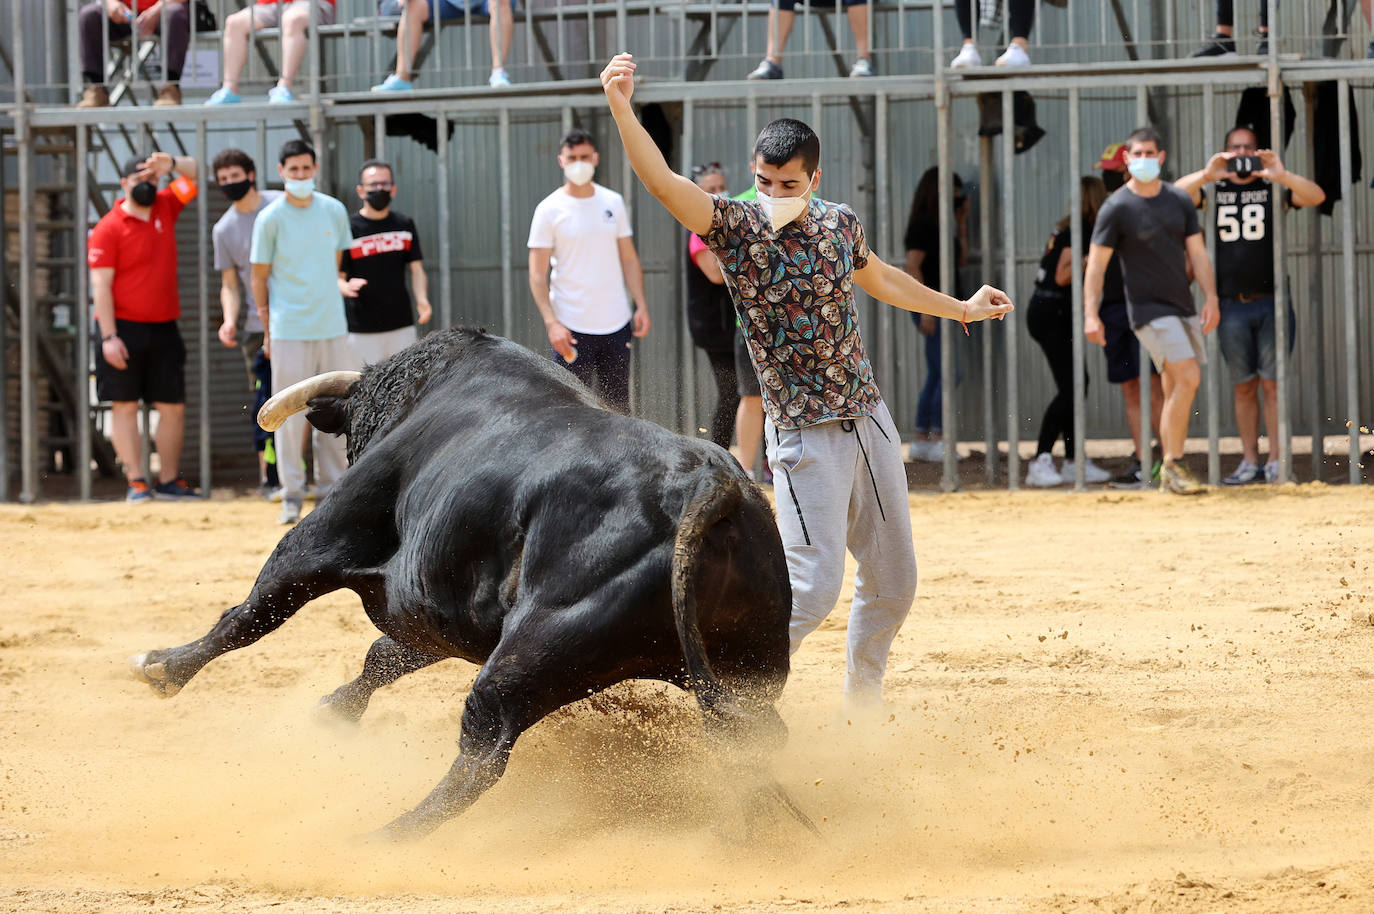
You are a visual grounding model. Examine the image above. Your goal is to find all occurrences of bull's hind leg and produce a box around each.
[317,636,444,724]
[129,531,349,698]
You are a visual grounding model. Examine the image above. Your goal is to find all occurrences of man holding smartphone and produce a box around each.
[1175,126,1325,485]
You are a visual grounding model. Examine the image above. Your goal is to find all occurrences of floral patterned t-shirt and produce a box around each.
[704,194,881,430]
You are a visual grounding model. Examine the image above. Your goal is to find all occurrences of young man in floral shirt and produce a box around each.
[601,53,1014,703]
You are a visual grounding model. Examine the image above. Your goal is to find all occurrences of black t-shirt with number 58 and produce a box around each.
[1212,177,1274,298]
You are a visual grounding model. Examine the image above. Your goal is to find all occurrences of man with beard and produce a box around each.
[601,53,1014,707]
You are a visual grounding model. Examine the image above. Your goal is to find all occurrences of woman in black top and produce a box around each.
[684,163,740,450]
[1024,175,1111,486]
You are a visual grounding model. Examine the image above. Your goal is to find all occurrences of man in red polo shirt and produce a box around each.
[90,152,200,502]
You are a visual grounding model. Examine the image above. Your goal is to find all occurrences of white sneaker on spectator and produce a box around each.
[1222,460,1262,486]
[1264,460,1280,484]
[949,43,983,69]
[489,68,511,88]
[995,43,1032,66]
[1061,457,1111,484]
[1025,453,1063,487]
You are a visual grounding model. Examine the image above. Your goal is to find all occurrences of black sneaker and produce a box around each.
[1110,460,1145,489]
[154,477,201,500]
[1255,36,1269,55]
[1367,39,1373,59]
[1192,33,1237,57]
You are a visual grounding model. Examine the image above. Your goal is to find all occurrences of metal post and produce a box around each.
[256,120,268,188]
[1002,88,1019,490]
[681,98,698,438]
[374,113,385,158]
[1136,84,1151,475]
[499,108,514,336]
[1069,88,1085,491]
[308,0,321,99]
[16,0,39,502]
[1203,82,1220,486]
[0,125,8,501]
[979,134,995,485]
[195,122,210,494]
[438,109,453,329]
[936,64,956,491]
[875,92,893,422]
[1337,81,1360,484]
[76,124,92,501]
[1305,86,1325,481]
[67,0,81,104]
[1269,74,1290,481]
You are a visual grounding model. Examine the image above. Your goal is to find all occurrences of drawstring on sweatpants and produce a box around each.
[842,419,887,523]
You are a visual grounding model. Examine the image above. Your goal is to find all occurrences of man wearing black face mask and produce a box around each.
[338,159,432,365]
[212,148,284,498]
[89,151,200,501]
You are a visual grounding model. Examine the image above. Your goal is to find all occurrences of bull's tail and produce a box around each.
[670,471,745,725]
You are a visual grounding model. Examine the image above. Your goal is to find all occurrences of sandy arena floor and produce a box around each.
[2,485,1373,913]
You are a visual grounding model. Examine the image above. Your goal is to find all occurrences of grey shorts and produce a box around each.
[248,0,337,28]
[1134,315,1206,371]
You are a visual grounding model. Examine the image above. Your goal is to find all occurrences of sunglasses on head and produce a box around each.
[691,161,723,176]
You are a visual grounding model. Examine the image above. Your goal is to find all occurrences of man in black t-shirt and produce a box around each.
[1085,126,1220,495]
[1176,126,1325,485]
[339,159,432,365]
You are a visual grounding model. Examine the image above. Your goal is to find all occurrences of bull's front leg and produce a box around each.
[317,635,445,724]
[129,530,347,698]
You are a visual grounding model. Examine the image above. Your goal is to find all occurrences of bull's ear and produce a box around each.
[304,395,349,436]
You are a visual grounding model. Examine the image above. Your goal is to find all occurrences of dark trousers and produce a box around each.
[1216,0,1270,28]
[956,0,1034,39]
[1027,292,1088,460]
[554,321,634,414]
[704,348,740,450]
[80,1,190,83]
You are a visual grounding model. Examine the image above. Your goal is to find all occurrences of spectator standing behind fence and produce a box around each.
[1085,127,1219,497]
[77,0,189,108]
[949,0,1035,68]
[1175,126,1325,485]
[89,152,201,501]
[206,0,337,105]
[373,0,516,90]
[1024,176,1113,487]
[250,139,359,524]
[746,0,875,79]
[685,163,741,454]
[339,159,432,365]
[903,167,968,463]
[527,129,651,415]
[213,149,284,499]
[1093,143,1164,488]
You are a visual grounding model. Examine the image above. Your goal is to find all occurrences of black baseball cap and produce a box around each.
[120,156,151,179]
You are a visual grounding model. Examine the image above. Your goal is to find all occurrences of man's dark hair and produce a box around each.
[1223,125,1258,148]
[753,118,820,176]
[278,138,317,165]
[560,128,597,152]
[1125,126,1164,151]
[212,148,256,178]
[358,158,394,184]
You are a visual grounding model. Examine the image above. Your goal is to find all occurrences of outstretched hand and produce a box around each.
[963,285,1014,323]
[601,53,637,108]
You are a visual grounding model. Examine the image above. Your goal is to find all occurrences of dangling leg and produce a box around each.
[318,635,445,724]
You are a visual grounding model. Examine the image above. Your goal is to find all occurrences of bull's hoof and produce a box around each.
[127,652,184,698]
[314,691,367,728]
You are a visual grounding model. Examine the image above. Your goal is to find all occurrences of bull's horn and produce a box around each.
[257,370,362,432]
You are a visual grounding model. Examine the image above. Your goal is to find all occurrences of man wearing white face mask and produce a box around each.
[1084,126,1220,496]
[250,138,359,524]
[528,128,651,414]
[601,53,1015,707]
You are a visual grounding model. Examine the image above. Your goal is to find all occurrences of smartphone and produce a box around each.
[1230,155,1262,177]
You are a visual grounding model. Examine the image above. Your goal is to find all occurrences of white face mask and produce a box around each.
[283,177,315,200]
[755,189,810,232]
[563,161,595,187]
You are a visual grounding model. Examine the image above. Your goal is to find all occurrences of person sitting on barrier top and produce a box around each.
[949,0,1036,68]
[746,0,875,80]
[1174,125,1325,485]
[373,0,517,91]
[1193,1,1275,56]
[206,0,338,105]
[76,0,190,108]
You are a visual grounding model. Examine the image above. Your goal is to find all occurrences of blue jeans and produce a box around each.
[1217,295,1295,386]
[915,327,942,435]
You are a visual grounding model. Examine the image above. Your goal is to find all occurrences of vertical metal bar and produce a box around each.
[308,0,320,98]
[1269,78,1290,481]
[937,80,956,491]
[586,0,595,69]
[524,0,533,71]
[256,119,268,188]
[499,108,514,336]
[196,121,211,494]
[1305,86,1325,481]
[1337,81,1359,484]
[933,0,944,76]
[1002,88,1019,490]
[1203,82,1220,485]
[67,0,81,103]
[682,98,698,440]
[438,109,453,329]
[76,124,92,501]
[374,113,385,158]
[1135,84,1151,471]
[875,92,893,418]
[161,0,169,85]
[617,0,628,58]
[980,134,995,485]
[1069,88,1085,491]
[16,0,39,502]
[0,125,9,501]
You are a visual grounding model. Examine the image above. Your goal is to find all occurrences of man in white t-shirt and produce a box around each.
[527,128,650,413]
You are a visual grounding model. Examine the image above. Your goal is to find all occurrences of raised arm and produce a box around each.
[854,252,1012,323]
[601,54,714,237]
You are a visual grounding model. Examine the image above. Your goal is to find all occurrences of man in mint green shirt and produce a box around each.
[250,138,359,524]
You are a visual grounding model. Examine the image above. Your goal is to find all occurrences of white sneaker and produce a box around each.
[949,43,983,69]
[907,440,931,462]
[488,68,511,88]
[1264,460,1280,484]
[1061,457,1111,484]
[995,43,1032,66]
[1025,453,1063,487]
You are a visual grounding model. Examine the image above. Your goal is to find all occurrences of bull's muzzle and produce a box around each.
[258,370,362,431]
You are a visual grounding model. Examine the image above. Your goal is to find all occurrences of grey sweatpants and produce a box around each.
[270,335,359,504]
[766,400,918,697]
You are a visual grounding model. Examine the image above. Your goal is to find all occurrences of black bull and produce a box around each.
[129,327,810,838]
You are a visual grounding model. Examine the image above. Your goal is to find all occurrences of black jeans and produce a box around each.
[703,348,740,450]
[553,320,634,414]
[956,0,1035,39]
[1026,291,1088,460]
